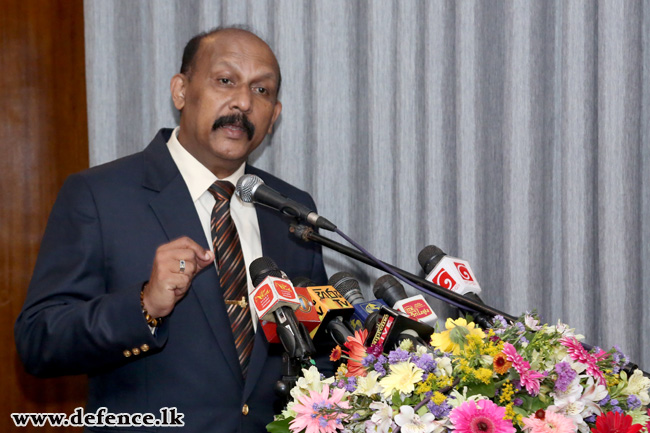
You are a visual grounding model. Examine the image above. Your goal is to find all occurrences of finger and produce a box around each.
[167,236,213,262]
[154,272,192,294]
[170,257,197,276]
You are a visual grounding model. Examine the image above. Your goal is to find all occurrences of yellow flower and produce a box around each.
[353,371,382,397]
[432,391,447,405]
[430,317,485,355]
[499,381,514,404]
[379,361,424,398]
[475,367,493,384]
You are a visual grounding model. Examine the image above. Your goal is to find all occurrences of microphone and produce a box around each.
[364,305,435,351]
[328,272,388,332]
[373,274,438,327]
[291,276,316,288]
[303,283,355,347]
[236,174,337,231]
[249,257,315,360]
[418,245,492,329]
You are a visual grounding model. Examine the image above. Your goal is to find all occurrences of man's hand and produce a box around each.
[143,237,214,318]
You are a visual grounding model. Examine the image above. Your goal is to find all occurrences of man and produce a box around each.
[15,27,328,432]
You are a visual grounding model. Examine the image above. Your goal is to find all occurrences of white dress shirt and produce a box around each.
[166,127,263,325]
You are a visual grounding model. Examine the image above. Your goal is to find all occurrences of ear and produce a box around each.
[170,74,187,111]
[266,100,282,134]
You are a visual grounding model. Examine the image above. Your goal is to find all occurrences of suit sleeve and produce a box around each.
[14,173,167,377]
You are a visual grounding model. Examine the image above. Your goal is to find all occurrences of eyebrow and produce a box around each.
[210,61,279,84]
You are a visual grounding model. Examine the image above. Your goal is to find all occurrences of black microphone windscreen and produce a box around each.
[292,276,316,287]
[373,275,407,307]
[418,245,446,274]
[328,272,365,305]
[249,257,283,286]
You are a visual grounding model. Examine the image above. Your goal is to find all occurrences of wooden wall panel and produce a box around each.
[0,0,88,430]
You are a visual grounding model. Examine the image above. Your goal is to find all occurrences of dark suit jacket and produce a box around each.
[15,129,329,432]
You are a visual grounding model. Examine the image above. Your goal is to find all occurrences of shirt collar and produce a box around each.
[166,127,246,201]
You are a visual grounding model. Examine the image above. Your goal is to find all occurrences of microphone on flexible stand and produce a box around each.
[236,174,337,231]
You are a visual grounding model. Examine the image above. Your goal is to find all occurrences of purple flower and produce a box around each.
[520,336,529,344]
[362,354,377,367]
[554,362,577,393]
[513,398,523,406]
[344,377,357,393]
[584,415,597,423]
[388,348,410,364]
[374,356,387,376]
[515,322,526,334]
[627,395,642,410]
[612,406,623,414]
[598,395,611,406]
[427,400,452,418]
[413,353,437,373]
[493,315,508,328]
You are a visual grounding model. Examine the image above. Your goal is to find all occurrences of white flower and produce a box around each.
[448,387,488,407]
[623,369,650,405]
[368,401,394,433]
[353,370,383,397]
[548,376,586,430]
[290,366,333,398]
[524,314,541,331]
[394,405,439,433]
[549,376,607,433]
[434,356,453,377]
[580,376,609,417]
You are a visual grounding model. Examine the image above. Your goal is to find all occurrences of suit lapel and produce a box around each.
[144,131,244,386]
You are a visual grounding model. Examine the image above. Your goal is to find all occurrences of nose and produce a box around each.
[230,85,252,113]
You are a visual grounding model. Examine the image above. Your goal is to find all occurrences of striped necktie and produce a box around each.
[208,180,255,377]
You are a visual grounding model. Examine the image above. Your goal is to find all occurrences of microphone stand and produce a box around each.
[290,223,517,322]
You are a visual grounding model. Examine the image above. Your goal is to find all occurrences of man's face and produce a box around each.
[171,30,282,177]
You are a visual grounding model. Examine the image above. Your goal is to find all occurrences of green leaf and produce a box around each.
[465,383,496,398]
[266,417,293,433]
[450,325,470,345]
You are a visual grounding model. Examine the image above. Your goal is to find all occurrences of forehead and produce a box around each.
[193,31,280,80]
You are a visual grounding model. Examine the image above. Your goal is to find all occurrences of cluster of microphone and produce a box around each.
[248,242,489,365]
[238,174,649,381]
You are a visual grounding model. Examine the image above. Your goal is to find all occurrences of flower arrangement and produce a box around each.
[267,313,650,433]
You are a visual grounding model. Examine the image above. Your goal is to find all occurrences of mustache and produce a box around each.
[212,114,255,140]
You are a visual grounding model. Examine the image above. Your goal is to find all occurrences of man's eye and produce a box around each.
[254,87,267,94]
[219,78,232,85]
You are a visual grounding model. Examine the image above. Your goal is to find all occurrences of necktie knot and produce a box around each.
[209,180,235,202]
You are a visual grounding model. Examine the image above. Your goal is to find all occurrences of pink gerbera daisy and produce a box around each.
[289,384,350,433]
[502,343,545,396]
[560,337,607,385]
[449,399,515,433]
[522,409,576,433]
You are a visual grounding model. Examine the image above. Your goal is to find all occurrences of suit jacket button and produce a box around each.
[242,404,249,416]
[132,347,141,356]
[140,344,150,352]
[123,350,132,358]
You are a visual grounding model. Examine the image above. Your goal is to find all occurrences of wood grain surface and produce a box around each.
[1,0,88,430]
